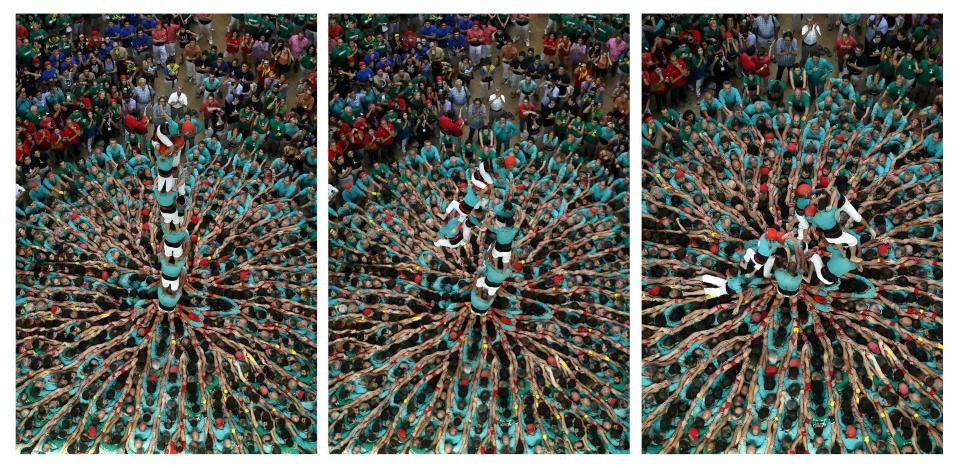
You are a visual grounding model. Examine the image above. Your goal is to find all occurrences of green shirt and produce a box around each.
[897,57,917,80]
[916,59,940,86]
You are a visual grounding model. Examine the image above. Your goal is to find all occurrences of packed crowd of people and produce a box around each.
[641,14,942,454]
[15,14,319,454]
[328,14,630,453]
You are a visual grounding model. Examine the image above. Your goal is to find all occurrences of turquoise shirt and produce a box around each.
[773,269,802,293]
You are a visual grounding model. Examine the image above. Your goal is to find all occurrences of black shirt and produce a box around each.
[846,51,868,75]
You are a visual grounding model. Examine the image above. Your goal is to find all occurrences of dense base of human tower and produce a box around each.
[329,151,630,454]
[328,12,631,454]
[641,13,942,455]
[16,13,319,454]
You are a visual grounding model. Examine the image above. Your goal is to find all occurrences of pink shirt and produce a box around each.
[289,34,310,57]
[607,38,628,62]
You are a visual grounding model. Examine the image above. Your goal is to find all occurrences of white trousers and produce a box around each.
[491,246,512,264]
[809,253,835,285]
[445,200,467,220]
[825,230,859,248]
[434,224,471,249]
[839,196,863,223]
[163,242,184,259]
[161,210,183,228]
[156,175,177,193]
[795,212,809,241]
[743,248,776,278]
[701,274,728,297]
[476,276,500,296]
[161,275,181,291]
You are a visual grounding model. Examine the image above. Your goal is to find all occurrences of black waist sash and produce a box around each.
[822,223,843,239]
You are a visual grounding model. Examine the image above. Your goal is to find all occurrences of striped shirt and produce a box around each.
[754,15,778,39]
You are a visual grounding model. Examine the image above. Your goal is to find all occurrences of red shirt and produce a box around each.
[124,113,148,134]
[482,25,497,45]
[644,70,669,94]
[87,32,102,50]
[739,52,758,74]
[543,37,558,56]
[337,122,352,141]
[61,120,81,144]
[375,122,395,145]
[257,63,273,87]
[835,36,856,58]
[439,115,464,136]
[152,27,167,45]
[17,140,31,161]
[755,54,772,77]
[166,23,180,44]
[241,36,254,54]
[680,29,701,44]
[329,23,344,39]
[20,120,37,136]
[226,35,241,54]
[664,59,687,88]
[200,98,220,117]
[517,101,536,118]
[33,128,51,151]
[350,129,372,150]
[466,28,484,45]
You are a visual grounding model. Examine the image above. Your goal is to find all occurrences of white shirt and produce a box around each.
[327,184,340,201]
[801,23,821,45]
[488,93,505,111]
[168,91,188,109]
[16,183,25,199]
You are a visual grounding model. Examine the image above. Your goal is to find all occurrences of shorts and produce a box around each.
[445,200,468,220]
[470,302,489,316]
[824,230,859,248]
[810,253,838,285]
[156,175,177,193]
[492,244,512,264]
[160,209,182,227]
[701,274,728,298]
[435,225,470,249]
[476,277,500,296]
[161,273,181,291]
[777,284,800,297]
[163,240,184,258]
